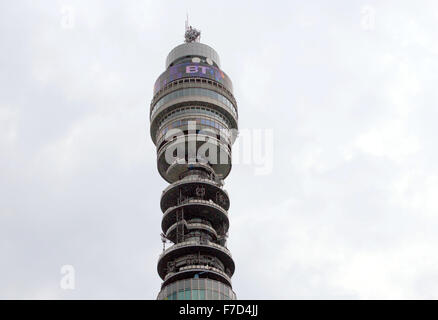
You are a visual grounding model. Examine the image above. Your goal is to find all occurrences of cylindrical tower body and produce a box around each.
[150,37,238,300]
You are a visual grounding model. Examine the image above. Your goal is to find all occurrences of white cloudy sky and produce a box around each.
[1,0,438,299]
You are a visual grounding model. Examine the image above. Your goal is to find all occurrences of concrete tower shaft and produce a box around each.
[150,37,238,300]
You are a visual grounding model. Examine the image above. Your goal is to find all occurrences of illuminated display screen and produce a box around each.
[154,62,233,95]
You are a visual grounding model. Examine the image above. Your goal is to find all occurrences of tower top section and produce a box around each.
[166,18,219,68]
[165,42,221,69]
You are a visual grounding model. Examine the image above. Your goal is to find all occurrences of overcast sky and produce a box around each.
[1,0,438,299]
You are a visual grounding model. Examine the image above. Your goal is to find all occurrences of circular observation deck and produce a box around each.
[149,88,238,147]
[150,78,237,121]
[157,240,235,280]
[165,220,218,243]
[161,199,229,235]
[160,176,230,212]
[156,134,232,183]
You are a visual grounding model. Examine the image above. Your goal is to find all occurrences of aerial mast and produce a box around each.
[184,14,201,43]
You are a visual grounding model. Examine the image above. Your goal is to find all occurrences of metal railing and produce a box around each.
[163,198,228,220]
[159,239,232,260]
[164,265,232,284]
[166,222,218,239]
[161,176,223,195]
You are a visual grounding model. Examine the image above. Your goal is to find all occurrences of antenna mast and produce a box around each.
[184,14,201,43]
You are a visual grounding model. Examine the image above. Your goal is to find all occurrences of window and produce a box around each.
[159,105,231,130]
[151,88,237,118]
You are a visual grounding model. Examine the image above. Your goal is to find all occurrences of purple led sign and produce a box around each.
[153,62,233,95]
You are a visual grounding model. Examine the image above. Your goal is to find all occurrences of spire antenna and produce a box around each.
[184,15,201,43]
